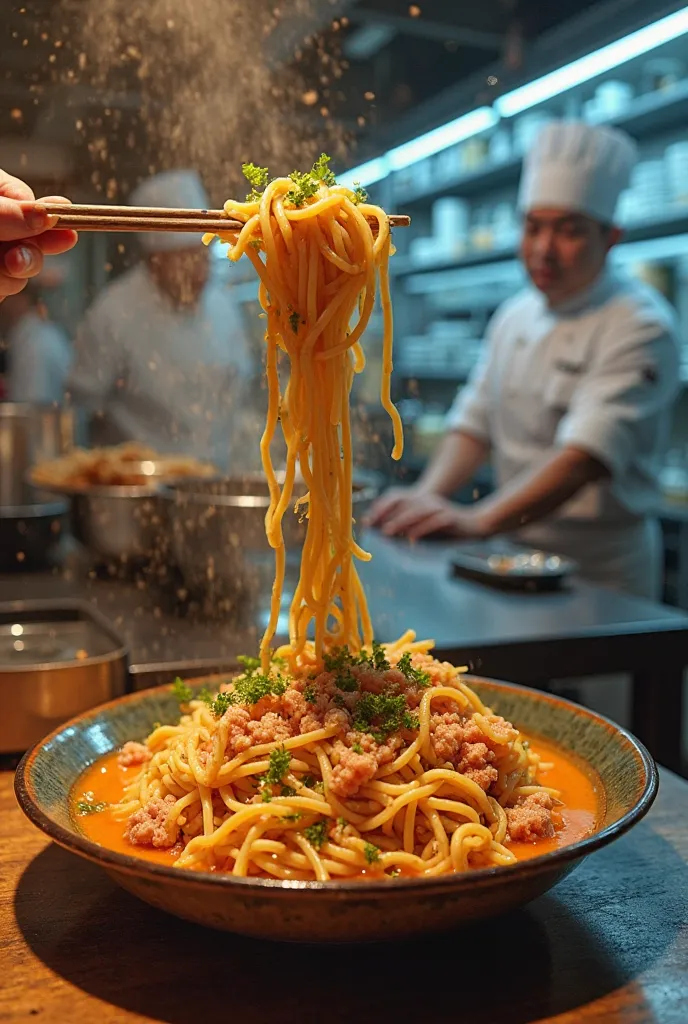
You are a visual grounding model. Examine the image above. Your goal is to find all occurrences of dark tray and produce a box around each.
[451,540,577,592]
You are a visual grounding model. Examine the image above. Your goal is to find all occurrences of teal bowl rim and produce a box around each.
[15,679,659,896]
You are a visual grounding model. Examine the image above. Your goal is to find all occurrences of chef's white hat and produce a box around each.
[518,121,637,224]
[129,169,210,252]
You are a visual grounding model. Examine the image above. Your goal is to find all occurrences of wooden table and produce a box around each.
[2,768,687,1024]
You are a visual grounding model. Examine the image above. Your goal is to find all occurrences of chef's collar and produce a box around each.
[544,266,616,316]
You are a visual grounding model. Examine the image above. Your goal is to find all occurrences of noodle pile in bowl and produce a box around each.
[110,158,561,880]
[115,634,559,880]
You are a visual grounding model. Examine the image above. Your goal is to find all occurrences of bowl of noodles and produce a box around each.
[15,643,656,942]
[14,162,656,940]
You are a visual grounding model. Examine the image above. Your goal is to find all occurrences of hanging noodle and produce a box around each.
[204,170,403,669]
[106,162,562,880]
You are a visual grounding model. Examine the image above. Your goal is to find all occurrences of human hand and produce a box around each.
[0,169,78,301]
[367,487,488,541]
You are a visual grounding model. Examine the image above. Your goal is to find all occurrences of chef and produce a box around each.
[67,170,259,471]
[2,279,71,405]
[369,121,681,599]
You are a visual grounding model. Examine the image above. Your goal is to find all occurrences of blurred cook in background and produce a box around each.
[2,273,71,406]
[68,170,259,471]
[370,122,681,599]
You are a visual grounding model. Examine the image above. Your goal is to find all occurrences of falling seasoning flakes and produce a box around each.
[10,109,23,123]
[364,91,375,101]
[301,89,318,106]
[409,4,421,16]
[487,75,498,85]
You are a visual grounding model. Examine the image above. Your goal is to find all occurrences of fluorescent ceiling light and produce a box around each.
[338,157,390,188]
[344,24,396,61]
[496,6,688,117]
[337,106,497,185]
[387,107,499,170]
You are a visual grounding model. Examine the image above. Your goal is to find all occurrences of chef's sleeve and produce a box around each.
[555,311,680,477]
[66,306,124,412]
[444,324,498,444]
[10,330,50,404]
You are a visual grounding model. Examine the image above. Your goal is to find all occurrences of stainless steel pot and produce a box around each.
[0,490,69,572]
[0,403,73,505]
[0,599,128,752]
[68,484,169,562]
[165,475,379,611]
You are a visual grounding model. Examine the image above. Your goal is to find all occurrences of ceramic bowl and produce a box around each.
[15,678,658,942]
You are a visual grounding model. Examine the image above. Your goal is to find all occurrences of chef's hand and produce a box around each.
[0,170,77,300]
[367,487,487,541]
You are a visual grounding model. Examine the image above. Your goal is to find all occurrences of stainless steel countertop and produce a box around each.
[1,532,686,680]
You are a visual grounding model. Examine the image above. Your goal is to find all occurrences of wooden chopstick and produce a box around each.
[38,203,411,234]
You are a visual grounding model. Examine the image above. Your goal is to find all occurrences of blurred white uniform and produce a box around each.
[68,171,258,471]
[8,311,71,406]
[447,125,681,599]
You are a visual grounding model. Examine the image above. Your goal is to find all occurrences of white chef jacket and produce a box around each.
[8,311,72,406]
[67,264,260,472]
[446,269,681,598]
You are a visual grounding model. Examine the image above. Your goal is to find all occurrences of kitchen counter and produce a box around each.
[2,766,687,1023]
[2,530,687,768]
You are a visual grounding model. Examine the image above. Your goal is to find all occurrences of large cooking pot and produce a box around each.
[0,490,69,572]
[165,474,379,612]
[0,403,73,506]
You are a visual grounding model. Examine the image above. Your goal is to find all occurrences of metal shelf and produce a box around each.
[393,80,688,208]
[396,368,471,382]
[391,211,688,279]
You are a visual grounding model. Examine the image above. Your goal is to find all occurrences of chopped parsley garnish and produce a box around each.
[352,692,418,742]
[396,652,431,688]
[324,647,354,673]
[313,781,325,795]
[363,842,380,865]
[301,775,315,789]
[237,654,261,676]
[196,686,213,704]
[337,817,348,828]
[332,693,347,709]
[352,183,368,204]
[288,310,303,333]
[261,788,273,803]
[76,800,108,816]
[201,691,234,718]
[371,641,390,672]
[271,654,288,670]
[311,152,336,186]
[303,818,330,849]
[286,153,337,207]
[389,867,401,877]
[283,813,302,822]
[264,746,291,786]
[200,678,287,717]
[286,170,320,207]
[171,677,193,704]
[303,685,317,704]
[335,672,358,693]
[280,785,296,797]
[351,742,364,755]
[243,162,269,202]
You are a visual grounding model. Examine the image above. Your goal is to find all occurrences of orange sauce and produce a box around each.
[71,735,602,872]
